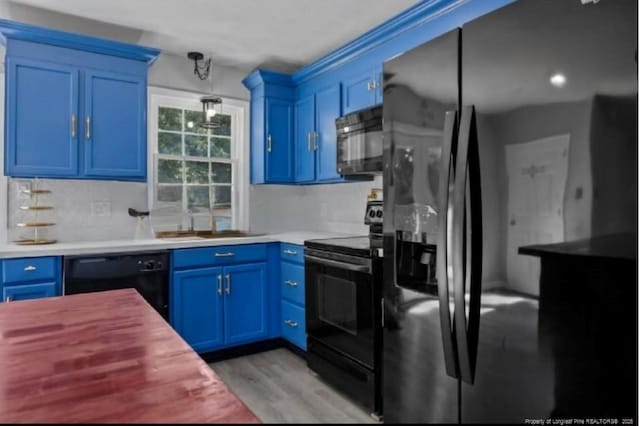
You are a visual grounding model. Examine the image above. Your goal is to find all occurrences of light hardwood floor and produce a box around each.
[209,348,378,424]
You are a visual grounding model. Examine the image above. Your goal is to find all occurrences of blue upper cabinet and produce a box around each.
[294,83,342,183]
[83,70,146,179]
[243,70,295,184]
[294,95,316,183]
[5,58,79,177]
[266,98,294,183]
[341,65,382,115]
[0,19,159,182]
[315,84,342,181]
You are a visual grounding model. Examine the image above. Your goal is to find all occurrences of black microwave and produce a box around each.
[335,105,383,176]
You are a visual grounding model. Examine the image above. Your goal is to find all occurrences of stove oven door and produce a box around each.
[304,249,374,367]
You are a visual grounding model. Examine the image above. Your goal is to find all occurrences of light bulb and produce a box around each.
[187,121,194,129]
[206,108,216,119]
[550,73,567,88]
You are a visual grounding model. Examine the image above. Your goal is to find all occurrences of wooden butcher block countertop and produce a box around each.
[0,288,260,423]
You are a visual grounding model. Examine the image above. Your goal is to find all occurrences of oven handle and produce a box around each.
[304,254,371,273]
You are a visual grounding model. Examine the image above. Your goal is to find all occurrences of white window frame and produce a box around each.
[147,86,249,231]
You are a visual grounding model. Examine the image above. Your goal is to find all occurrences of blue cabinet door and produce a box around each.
[172,267,224,353]
[83,70,146,180]
[341,66,382,115]
[2,281,57,302]
[5,58,79,177]
[265,98,294,182]
[315,84,342,181]
[223,263,268,346]
[294,95,316,182]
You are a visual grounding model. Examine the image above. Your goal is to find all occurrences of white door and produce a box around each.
[505,134,570,295]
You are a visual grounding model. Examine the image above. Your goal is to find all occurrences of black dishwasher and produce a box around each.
[63,251,169,320]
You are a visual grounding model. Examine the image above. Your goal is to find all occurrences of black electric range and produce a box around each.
[303,234,383,420]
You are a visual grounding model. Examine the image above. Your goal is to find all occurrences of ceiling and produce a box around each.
[5,0,418,72]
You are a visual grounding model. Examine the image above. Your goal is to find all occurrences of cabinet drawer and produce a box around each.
[281,300,306,350]
[2,257,58,284]
[281,262,305,306]
[2,281,58,302]
[280,243,304,264]
[173,244,267,269]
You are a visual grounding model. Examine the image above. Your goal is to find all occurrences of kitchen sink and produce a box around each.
[156,230,263,240]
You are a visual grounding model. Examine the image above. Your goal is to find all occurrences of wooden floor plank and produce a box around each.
[209,348,377,424]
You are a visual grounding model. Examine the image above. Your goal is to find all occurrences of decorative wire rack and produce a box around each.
[14,178,56,245]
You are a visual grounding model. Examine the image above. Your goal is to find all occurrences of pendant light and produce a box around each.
[188,51,222,129]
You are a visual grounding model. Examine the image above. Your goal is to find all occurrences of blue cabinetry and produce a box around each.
[341,65,382,115]
[280,243,306,350]
[0,256,62,303]
[83,70,146,179]
[243,70,295,184]
[5,58,79,177]
[294,84,342,183]
[0,20,158,182]
[172,267,225,352]
[171,243,278,353]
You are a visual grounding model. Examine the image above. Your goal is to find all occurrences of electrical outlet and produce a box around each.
[90,201,111,217]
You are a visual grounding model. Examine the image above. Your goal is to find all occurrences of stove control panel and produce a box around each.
[365,201,383,225]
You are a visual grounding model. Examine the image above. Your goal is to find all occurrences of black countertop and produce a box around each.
[518,232,637,261]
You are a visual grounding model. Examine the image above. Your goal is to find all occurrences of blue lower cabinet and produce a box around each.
[3,281,57,302]
[223,263,268,346]
[171,267,225,353]
[281,300,307,350]
[279,242,306,350]
[170,244,278,354]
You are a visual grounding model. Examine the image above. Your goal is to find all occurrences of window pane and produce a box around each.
[212,163,232,183]
[184,109,207,134]
[210,137,230,158]
[185,135,208,157]
[158,159,183,183]
[187,186,210,209]
[212,186,231,207]
[214,216,232,231]
[158,132,181,155]
[159,107,182,131]
[212,114,231,136]
[157,186,182,203]
[185,160,209,184]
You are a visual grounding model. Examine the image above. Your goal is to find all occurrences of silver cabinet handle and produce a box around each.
[371,80,379,90]
[283,249,297,255]
[23,265,37,271]
[267,134,272,152]
[71,114,77,138]
[225,273,231,295]
[215,252,235,257]
[284,319,298,328]
[5,296,12,302]
[217,274,223,296]
[367,81,372,91]
[284,280,298,287]
[313,132,319,151]
[307,132,312,151]
[85,116,91,139]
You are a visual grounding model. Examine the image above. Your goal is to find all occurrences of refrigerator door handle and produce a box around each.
[436,109,459,379]
[452,105,483,385]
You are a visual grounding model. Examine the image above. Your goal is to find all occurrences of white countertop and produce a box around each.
[0,231,358,258]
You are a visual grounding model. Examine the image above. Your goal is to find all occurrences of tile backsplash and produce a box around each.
[7,178,147,243]
[249,175,383,235]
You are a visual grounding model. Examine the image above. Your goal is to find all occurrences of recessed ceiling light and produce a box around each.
[550,73,567,88]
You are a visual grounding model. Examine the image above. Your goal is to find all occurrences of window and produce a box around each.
[148,88,248,232]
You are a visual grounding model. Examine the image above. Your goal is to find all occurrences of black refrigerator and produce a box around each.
[382,0,638,423]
